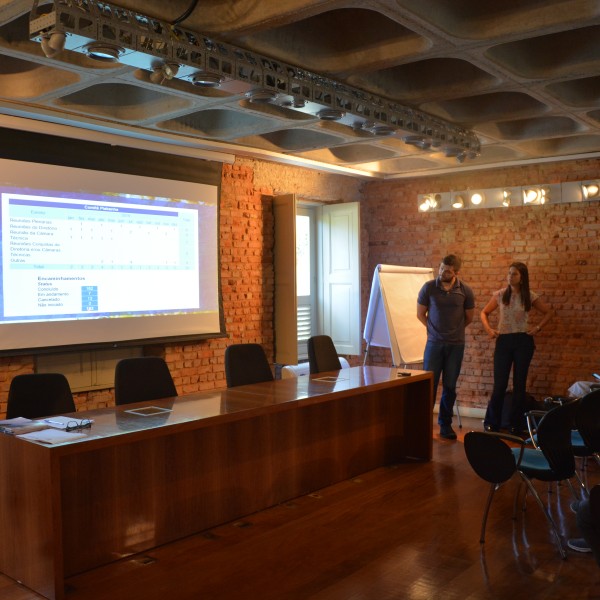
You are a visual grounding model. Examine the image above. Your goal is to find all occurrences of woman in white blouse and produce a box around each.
[481,262,554,434]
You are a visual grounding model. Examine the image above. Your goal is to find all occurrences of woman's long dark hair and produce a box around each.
[502,262,532,311]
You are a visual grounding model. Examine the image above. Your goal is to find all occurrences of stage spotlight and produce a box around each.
[40,31,65,58]
[502,190,511,207]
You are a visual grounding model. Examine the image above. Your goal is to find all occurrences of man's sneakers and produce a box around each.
[567,538,592,553]
[439,424,457,440]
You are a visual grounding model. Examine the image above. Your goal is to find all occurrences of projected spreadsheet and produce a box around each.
[2,194,200,320]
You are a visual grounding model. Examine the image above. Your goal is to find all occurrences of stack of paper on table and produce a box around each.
[18,428,88,444]
[0,417,48,435]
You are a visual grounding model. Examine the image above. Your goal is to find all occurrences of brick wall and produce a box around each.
[0,155,597,416]
[0,158,362,415]
[361,158,600,410]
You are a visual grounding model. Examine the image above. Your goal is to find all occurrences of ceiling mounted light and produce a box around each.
[502,190,511,207]
[443,146,463,158]
[452,195,465,209]
[581,181,600,199]
[245,89,279,104]
[364,123,396,136]
[149,62,179,85]
[404,135,431,150]
[470,192,485,206]
[40,31,65,58]
[191,71,223,88]
[29,0,480,159]
[317,108,345,121]
[85,42,124,62]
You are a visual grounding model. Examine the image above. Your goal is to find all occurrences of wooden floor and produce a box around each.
[3,417,600,600]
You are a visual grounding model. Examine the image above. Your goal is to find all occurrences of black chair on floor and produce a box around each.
[224,343,273,388]
[114,357,177,405]
[6,373,75,419]
[307,335,342,374]
[575,388,600,465]
[464,431,523,545]
[513,401,587,559]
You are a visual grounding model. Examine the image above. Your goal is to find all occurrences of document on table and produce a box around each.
[0,417,48,435]
[18,428,88,444]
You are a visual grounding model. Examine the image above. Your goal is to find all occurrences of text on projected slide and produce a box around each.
[2,193,201,322]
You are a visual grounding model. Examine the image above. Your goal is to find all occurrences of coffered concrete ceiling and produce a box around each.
[1,0,600,179]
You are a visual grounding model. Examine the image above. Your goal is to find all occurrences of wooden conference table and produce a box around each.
[0,366,432,600]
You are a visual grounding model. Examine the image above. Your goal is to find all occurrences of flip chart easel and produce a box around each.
[363,264,434,366]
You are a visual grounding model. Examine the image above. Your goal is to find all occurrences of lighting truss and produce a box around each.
[29,0,480,160]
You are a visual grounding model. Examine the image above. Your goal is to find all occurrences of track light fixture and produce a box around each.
[581,181,600,199]
[317,108,346,121]
[418,194,441,212]
[523,186,549,205]
[470,192,485,206]
[29,0,480,160]
[39,31,65,58]
[452,195,465,209]
[84,42,124,62]
[418,183,567,213]
[420,180,600,212]
[245,89,279,104]
[149,62,180,85]
[191,71,223,88]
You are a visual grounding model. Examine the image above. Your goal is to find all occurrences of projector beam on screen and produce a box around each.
[0,158,223,353]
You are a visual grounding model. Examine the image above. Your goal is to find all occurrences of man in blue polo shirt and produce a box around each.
[417,255,475,440]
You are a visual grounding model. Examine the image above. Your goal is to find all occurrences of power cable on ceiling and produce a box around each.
[171,0,200,25]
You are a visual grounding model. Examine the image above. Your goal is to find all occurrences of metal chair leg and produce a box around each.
[480,483,496,543]
[455,399,462,428]
[518,472,567,559]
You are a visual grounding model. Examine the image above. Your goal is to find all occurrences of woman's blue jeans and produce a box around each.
[484,332,535,430]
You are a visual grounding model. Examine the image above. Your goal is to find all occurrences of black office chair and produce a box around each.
[526,398,594,466]
[575,389,600,465]
[464,431,522,545]
[224,343,273,388]
[114,357,177,405]
[6,373,76,419]
[307,335,342,374]
[512,402,587,559]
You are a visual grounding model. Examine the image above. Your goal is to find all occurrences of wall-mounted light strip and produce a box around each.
[418,181,600,212]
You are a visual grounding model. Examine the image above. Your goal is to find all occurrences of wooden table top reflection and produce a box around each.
[0,365,433,600]
[38,366,432,452]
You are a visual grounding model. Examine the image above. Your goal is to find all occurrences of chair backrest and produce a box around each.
[536,401,578,479]
[307,335,342,374]
[114,357,177,405]
[575,389,600,453]
[6,373,75,419]
[464,431,517,484]
[224,344,274,388]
